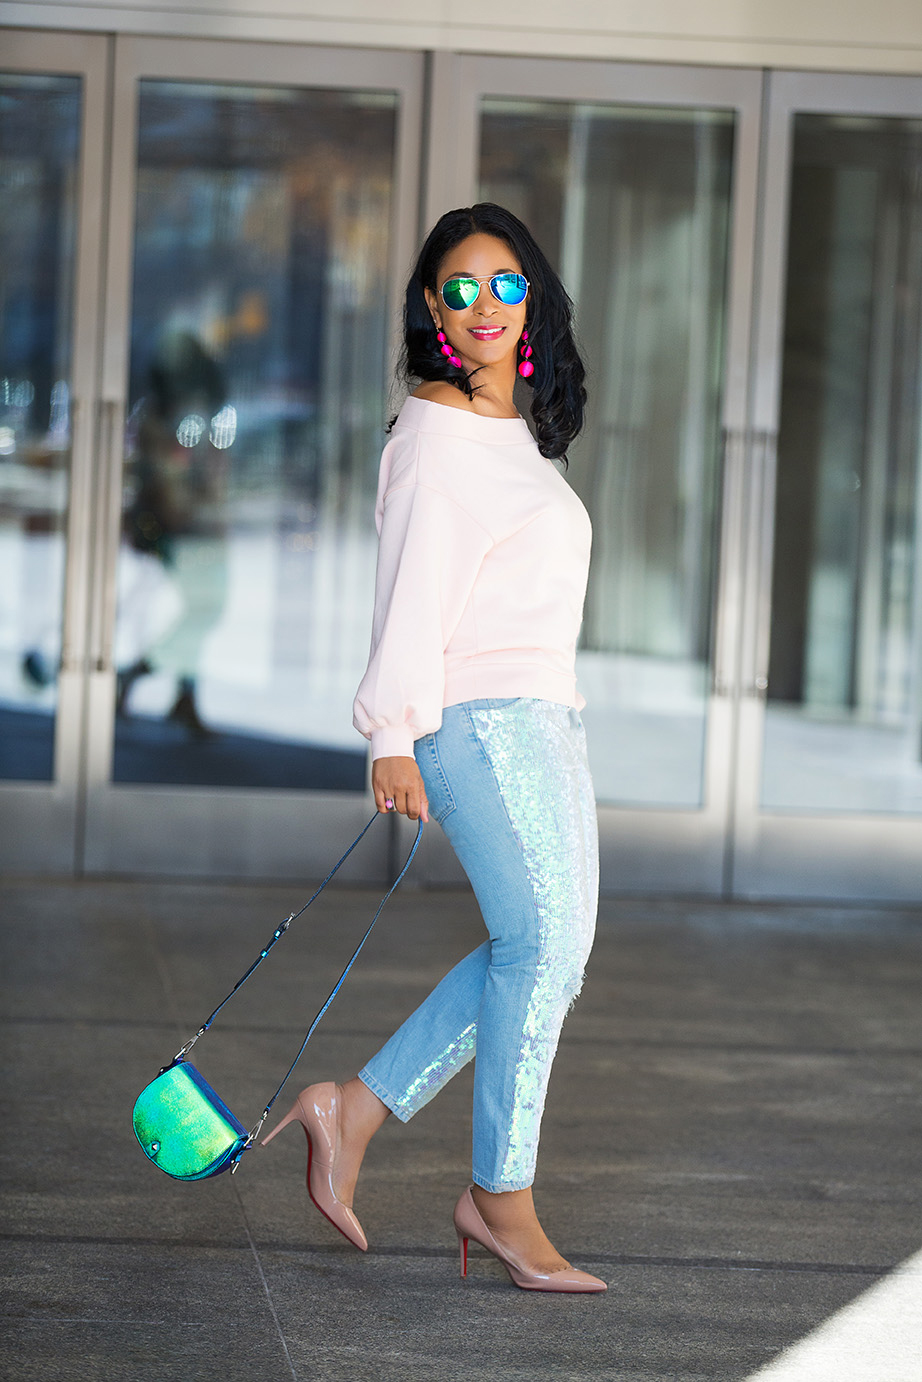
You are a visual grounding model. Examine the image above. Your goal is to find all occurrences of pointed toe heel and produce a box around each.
[262,1082,367,1252]
[452,1186,606,1294]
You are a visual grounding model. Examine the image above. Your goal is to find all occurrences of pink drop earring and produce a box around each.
[518,329,534,379]
[436,328,462,369]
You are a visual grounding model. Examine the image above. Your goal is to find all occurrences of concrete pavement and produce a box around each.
[2,877,921,1380]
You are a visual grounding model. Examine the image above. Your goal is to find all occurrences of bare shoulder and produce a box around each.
[411,380,476,412]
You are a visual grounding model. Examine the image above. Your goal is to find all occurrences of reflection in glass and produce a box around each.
[0,74,80,781]
[764,115,922,813]
[113,81,398,789]
[480,101,734,805]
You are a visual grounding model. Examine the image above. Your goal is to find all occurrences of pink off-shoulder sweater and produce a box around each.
[352,396,592,761]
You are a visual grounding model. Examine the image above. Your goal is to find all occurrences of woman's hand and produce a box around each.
[372,756,429,823]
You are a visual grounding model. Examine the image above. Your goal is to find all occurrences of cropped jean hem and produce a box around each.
[356,1068,414,1124]
[472,1171,533,1194]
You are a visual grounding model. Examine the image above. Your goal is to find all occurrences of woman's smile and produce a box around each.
[468,324,506,341]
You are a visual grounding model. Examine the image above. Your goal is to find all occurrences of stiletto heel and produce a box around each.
[262,1082,368,1251]
[452,1186,606,1293]
[260,1104,300,1146]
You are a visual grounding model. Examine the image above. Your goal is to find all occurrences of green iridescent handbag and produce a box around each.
[133,814,423,1182]
[133,1060,248,1180]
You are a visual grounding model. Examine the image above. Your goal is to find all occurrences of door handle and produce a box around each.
[87,398,123,674]
[711,428,778,701]
[710,427,747,698]
[740,429,779,702]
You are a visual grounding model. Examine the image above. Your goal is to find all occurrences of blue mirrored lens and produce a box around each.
[490,273,528,305]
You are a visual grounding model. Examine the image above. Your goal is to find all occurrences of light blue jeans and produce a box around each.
[358,697,599,1193]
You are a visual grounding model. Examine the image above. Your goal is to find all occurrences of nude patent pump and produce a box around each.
[453,1186,607,1293]
[262,1082,368,1251]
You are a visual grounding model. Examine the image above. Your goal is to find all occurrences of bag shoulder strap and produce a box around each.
[168,812,423,1151]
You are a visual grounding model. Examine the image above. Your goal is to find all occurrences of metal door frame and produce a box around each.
[403,52,764,896]
[731,69,922,902]
[78,35,424,880]
[0,29,109,872]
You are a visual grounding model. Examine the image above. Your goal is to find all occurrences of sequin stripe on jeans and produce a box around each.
[358,697,599,1193]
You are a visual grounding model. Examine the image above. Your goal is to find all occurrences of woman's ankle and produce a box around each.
[470,1184,535,1225]
[339,1077,391,1140]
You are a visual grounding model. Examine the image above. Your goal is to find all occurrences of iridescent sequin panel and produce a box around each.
[383,1021,477,1120]
[467,698,599,1188]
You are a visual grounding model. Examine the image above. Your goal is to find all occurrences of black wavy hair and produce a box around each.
[396,203,586,462]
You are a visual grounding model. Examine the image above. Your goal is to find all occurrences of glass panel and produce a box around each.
[480,100,734,806]
[114,80,398,788]
[764,114,922,813]
[0,73,80,781]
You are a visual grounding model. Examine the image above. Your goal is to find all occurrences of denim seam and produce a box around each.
[419,733,456,823]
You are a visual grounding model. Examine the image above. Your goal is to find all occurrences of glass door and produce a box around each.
[80,37,423,878]
[411,55,763,894]
[0,31,108,871]
[733,72,922,900]
[8,37,916,898]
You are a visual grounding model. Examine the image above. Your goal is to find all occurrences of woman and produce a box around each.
[264,204,604,1294]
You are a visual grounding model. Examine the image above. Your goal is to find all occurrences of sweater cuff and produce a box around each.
[371,724,418,761]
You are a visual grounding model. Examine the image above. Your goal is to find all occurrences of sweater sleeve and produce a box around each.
[352,471,494,760]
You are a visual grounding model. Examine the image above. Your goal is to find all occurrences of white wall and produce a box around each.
[2,0,922,74]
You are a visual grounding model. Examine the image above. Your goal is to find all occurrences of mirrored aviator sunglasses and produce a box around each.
[439,272,529,311]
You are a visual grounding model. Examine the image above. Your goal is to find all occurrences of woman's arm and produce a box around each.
[353,476,493,769]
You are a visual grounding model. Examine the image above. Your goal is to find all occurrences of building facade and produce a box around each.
[1,3,921,898]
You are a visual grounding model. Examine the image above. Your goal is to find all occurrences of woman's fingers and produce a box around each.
[403,784,430,823]
[392,783,429,822]
[372,757,429,823]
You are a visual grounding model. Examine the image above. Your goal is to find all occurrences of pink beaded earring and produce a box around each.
[436,327,462,369]
[518,329,534,379]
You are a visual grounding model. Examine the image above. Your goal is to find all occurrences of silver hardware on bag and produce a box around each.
[173,1026,207,1063]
